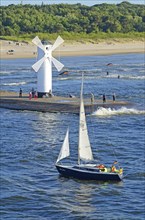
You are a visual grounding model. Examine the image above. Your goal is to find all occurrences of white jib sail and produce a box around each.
[56,128,70,164]
[78,76,94,164]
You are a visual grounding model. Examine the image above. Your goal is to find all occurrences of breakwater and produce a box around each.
[0,91,130,114]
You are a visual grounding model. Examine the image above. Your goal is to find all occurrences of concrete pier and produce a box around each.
[0,91,130,114]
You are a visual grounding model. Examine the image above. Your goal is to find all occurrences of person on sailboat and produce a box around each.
[111,160,123,174]
[111,166,123,174]
[96,164,105,169]
[96,164,107,172]
[119,168,123,174]
[111,161,118,172]
[111,165,116,172]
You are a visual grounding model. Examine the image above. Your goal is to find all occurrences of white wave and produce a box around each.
[103,74,118,78]
[3,82,26,86]
[0,71,15,75]
[102,75,145,80]
[92,107,145,117]
[131,76,145,80]
[124,76,145,80]
[59,77,69,81]
[139,70,145,73]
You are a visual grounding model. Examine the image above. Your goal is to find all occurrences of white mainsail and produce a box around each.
[56,128,70,164]
[78,76,94,164]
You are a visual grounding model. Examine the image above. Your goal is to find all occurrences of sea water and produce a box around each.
[0,53,145,219]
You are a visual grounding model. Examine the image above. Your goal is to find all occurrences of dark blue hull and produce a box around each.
[56,164,123,182]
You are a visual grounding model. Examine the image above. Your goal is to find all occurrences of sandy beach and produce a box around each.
[0,39,144,59]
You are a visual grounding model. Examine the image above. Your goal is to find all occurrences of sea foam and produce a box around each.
[92,107,145,117]
[3,82,26,86]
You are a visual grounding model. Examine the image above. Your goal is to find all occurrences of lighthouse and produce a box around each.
[32,36,64,97]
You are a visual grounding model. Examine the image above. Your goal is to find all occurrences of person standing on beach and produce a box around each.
[19,88,22,97]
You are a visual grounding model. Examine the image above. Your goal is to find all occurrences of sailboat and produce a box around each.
[55,75,123,181]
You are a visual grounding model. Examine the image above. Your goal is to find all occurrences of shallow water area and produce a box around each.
[0,53,145,219]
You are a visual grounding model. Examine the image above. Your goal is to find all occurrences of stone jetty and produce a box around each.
[0,91,130,114]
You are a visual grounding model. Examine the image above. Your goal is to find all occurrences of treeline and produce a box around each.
[0,1,145,39]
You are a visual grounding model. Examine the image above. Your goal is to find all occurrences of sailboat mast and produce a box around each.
[78,74,84,165]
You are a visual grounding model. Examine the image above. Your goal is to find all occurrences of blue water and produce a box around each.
[0,53,145,219]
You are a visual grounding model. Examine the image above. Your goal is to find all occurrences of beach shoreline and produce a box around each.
[0,39,144,59]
